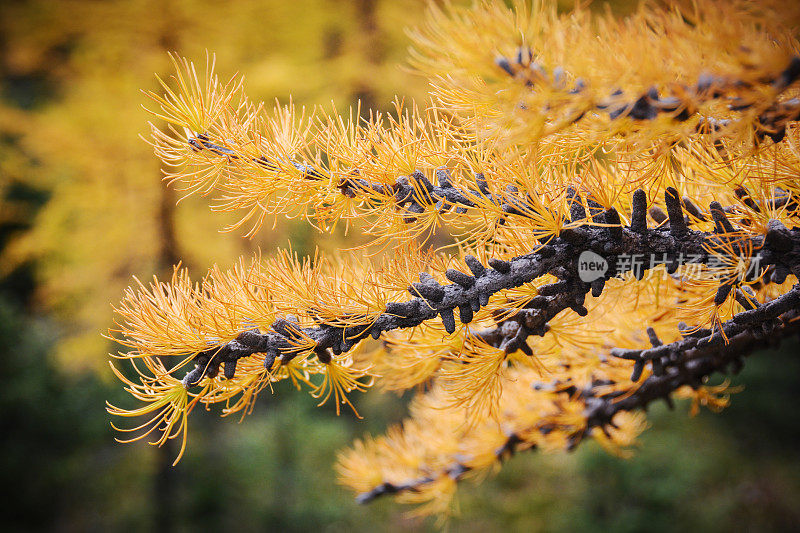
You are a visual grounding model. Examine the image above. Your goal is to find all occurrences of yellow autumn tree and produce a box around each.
[0,0,427,371]
[109,0,800,518]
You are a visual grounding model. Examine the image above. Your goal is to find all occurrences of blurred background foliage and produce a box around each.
[0,0,798,531]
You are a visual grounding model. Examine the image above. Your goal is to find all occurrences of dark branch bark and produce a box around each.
[181,186,800,389]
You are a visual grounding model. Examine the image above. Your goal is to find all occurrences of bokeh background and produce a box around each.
[1,0,799,531]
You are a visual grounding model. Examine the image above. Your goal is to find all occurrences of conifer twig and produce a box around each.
[356,284,800,503]
[495,52,800,142]
[182,188,800,387]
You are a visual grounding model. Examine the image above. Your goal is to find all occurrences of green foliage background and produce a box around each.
[1,1,798,531]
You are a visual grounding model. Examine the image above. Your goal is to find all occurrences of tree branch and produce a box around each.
[356,283,800,503]
[495,52,800,143]
[182,186,800,390]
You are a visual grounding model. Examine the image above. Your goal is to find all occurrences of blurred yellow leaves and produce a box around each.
[0,0,429,371]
